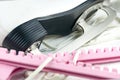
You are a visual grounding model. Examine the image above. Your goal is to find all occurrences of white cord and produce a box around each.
[25,56,53,80]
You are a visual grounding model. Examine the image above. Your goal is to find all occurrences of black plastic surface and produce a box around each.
[3,19,47,51]
[3,0,104,51]
[38,0,104,35]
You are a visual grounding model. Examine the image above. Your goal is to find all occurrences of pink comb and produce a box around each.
[49,47,120,64]
[0,47,120,79]
[74,47,120,64]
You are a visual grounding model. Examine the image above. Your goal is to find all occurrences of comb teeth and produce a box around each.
[9,49,16,55]
[91,66,120,78]
[103,48,110,53]
[26,53,33,58]
[112,69,118,73]
[0,47,120,79]
[77,62,85,66]
[77,63,92,67]
[1,47,120,64]
[94,66,101,70]
[47,62,120,79]
[111,47,119,52]
[76,47,120,64]
[85,63,92,67]
[32,55,40,59]
[88,49,94,54]
[103,67,109,71]
[96,49,102,53]
[18,51,25,56]
[55,52,72,63]
[0,47,8,53]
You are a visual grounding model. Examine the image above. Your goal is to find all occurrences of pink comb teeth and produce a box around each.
[0,47,120,79]
[75,47,120,64]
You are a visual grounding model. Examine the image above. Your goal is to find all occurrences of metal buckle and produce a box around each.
[58,3,116,53]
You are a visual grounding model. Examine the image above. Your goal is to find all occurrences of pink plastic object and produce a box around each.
[0,64,25,80]
[0,64,17,80]
[0,47,120,79]
[75,47,120,64]
[0,48,26,80]
[50,47,120,64]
